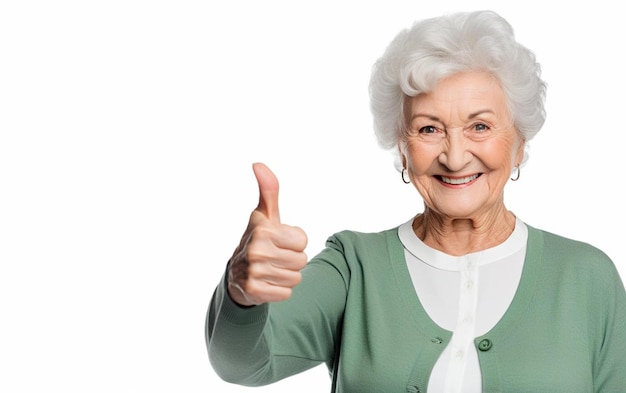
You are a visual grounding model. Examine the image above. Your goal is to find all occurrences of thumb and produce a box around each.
[252,162,280,222]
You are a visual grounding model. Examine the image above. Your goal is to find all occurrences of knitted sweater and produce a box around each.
[206,224,626,392]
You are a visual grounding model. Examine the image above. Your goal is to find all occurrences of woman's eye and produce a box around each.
[419,126,438,134]
[473,123,489,132]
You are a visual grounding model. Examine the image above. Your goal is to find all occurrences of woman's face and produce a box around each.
[401,71,524,220]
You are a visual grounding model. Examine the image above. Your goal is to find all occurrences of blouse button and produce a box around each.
[478,339,493,352]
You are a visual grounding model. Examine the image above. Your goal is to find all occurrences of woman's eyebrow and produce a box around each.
[410,109,494,122]
[410,113,441,122]
[468,109,495,119]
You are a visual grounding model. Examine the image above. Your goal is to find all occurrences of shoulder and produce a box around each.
[529,225,611,261]
[527,224,620,285]
[310,227,402,277]
[324,227,400,255]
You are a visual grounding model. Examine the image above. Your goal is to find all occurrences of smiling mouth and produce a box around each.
[437,174,481,185]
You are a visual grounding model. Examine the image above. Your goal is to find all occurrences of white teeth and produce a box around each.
[440,174,479,185]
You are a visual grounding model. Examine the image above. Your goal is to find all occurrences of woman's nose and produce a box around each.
[438,131,471,171]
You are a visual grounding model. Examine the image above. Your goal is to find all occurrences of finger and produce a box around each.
[247,263,304,287]
[252,162,280,222]
[227,278,294,306]
[271,225,308,252]
[245,222,308,253]
[246,244,308,271]
[240,281,295,304]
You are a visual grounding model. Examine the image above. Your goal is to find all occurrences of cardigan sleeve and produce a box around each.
[205,236,349,387]
[592,257,626,392]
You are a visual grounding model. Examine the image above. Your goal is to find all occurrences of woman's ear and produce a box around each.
[515,137,525,166]
[398,143,407,169]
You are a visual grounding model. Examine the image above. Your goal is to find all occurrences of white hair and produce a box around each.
[368,10,547,170]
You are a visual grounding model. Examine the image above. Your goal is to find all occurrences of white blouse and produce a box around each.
[398,217,528,393]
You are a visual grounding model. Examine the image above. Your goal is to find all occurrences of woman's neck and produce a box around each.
[412,205,517,256]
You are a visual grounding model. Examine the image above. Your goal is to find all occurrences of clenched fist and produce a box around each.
[227,163,308,306]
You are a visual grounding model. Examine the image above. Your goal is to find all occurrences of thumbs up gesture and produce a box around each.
[227,163,309,306]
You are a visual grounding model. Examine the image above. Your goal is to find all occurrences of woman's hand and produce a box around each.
[226,163,308,307]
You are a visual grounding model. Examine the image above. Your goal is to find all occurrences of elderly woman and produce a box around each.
[206,10,626,392]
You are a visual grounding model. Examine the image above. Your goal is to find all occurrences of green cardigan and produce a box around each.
[206,225,626,392]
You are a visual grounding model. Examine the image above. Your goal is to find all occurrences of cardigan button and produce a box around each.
[430,337,443,344]
[478,339,493,351]
[406,386,420,393]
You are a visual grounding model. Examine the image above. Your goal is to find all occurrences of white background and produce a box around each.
[1,1,624,392]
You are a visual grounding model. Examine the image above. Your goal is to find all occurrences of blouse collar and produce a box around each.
[398,217,528,272]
